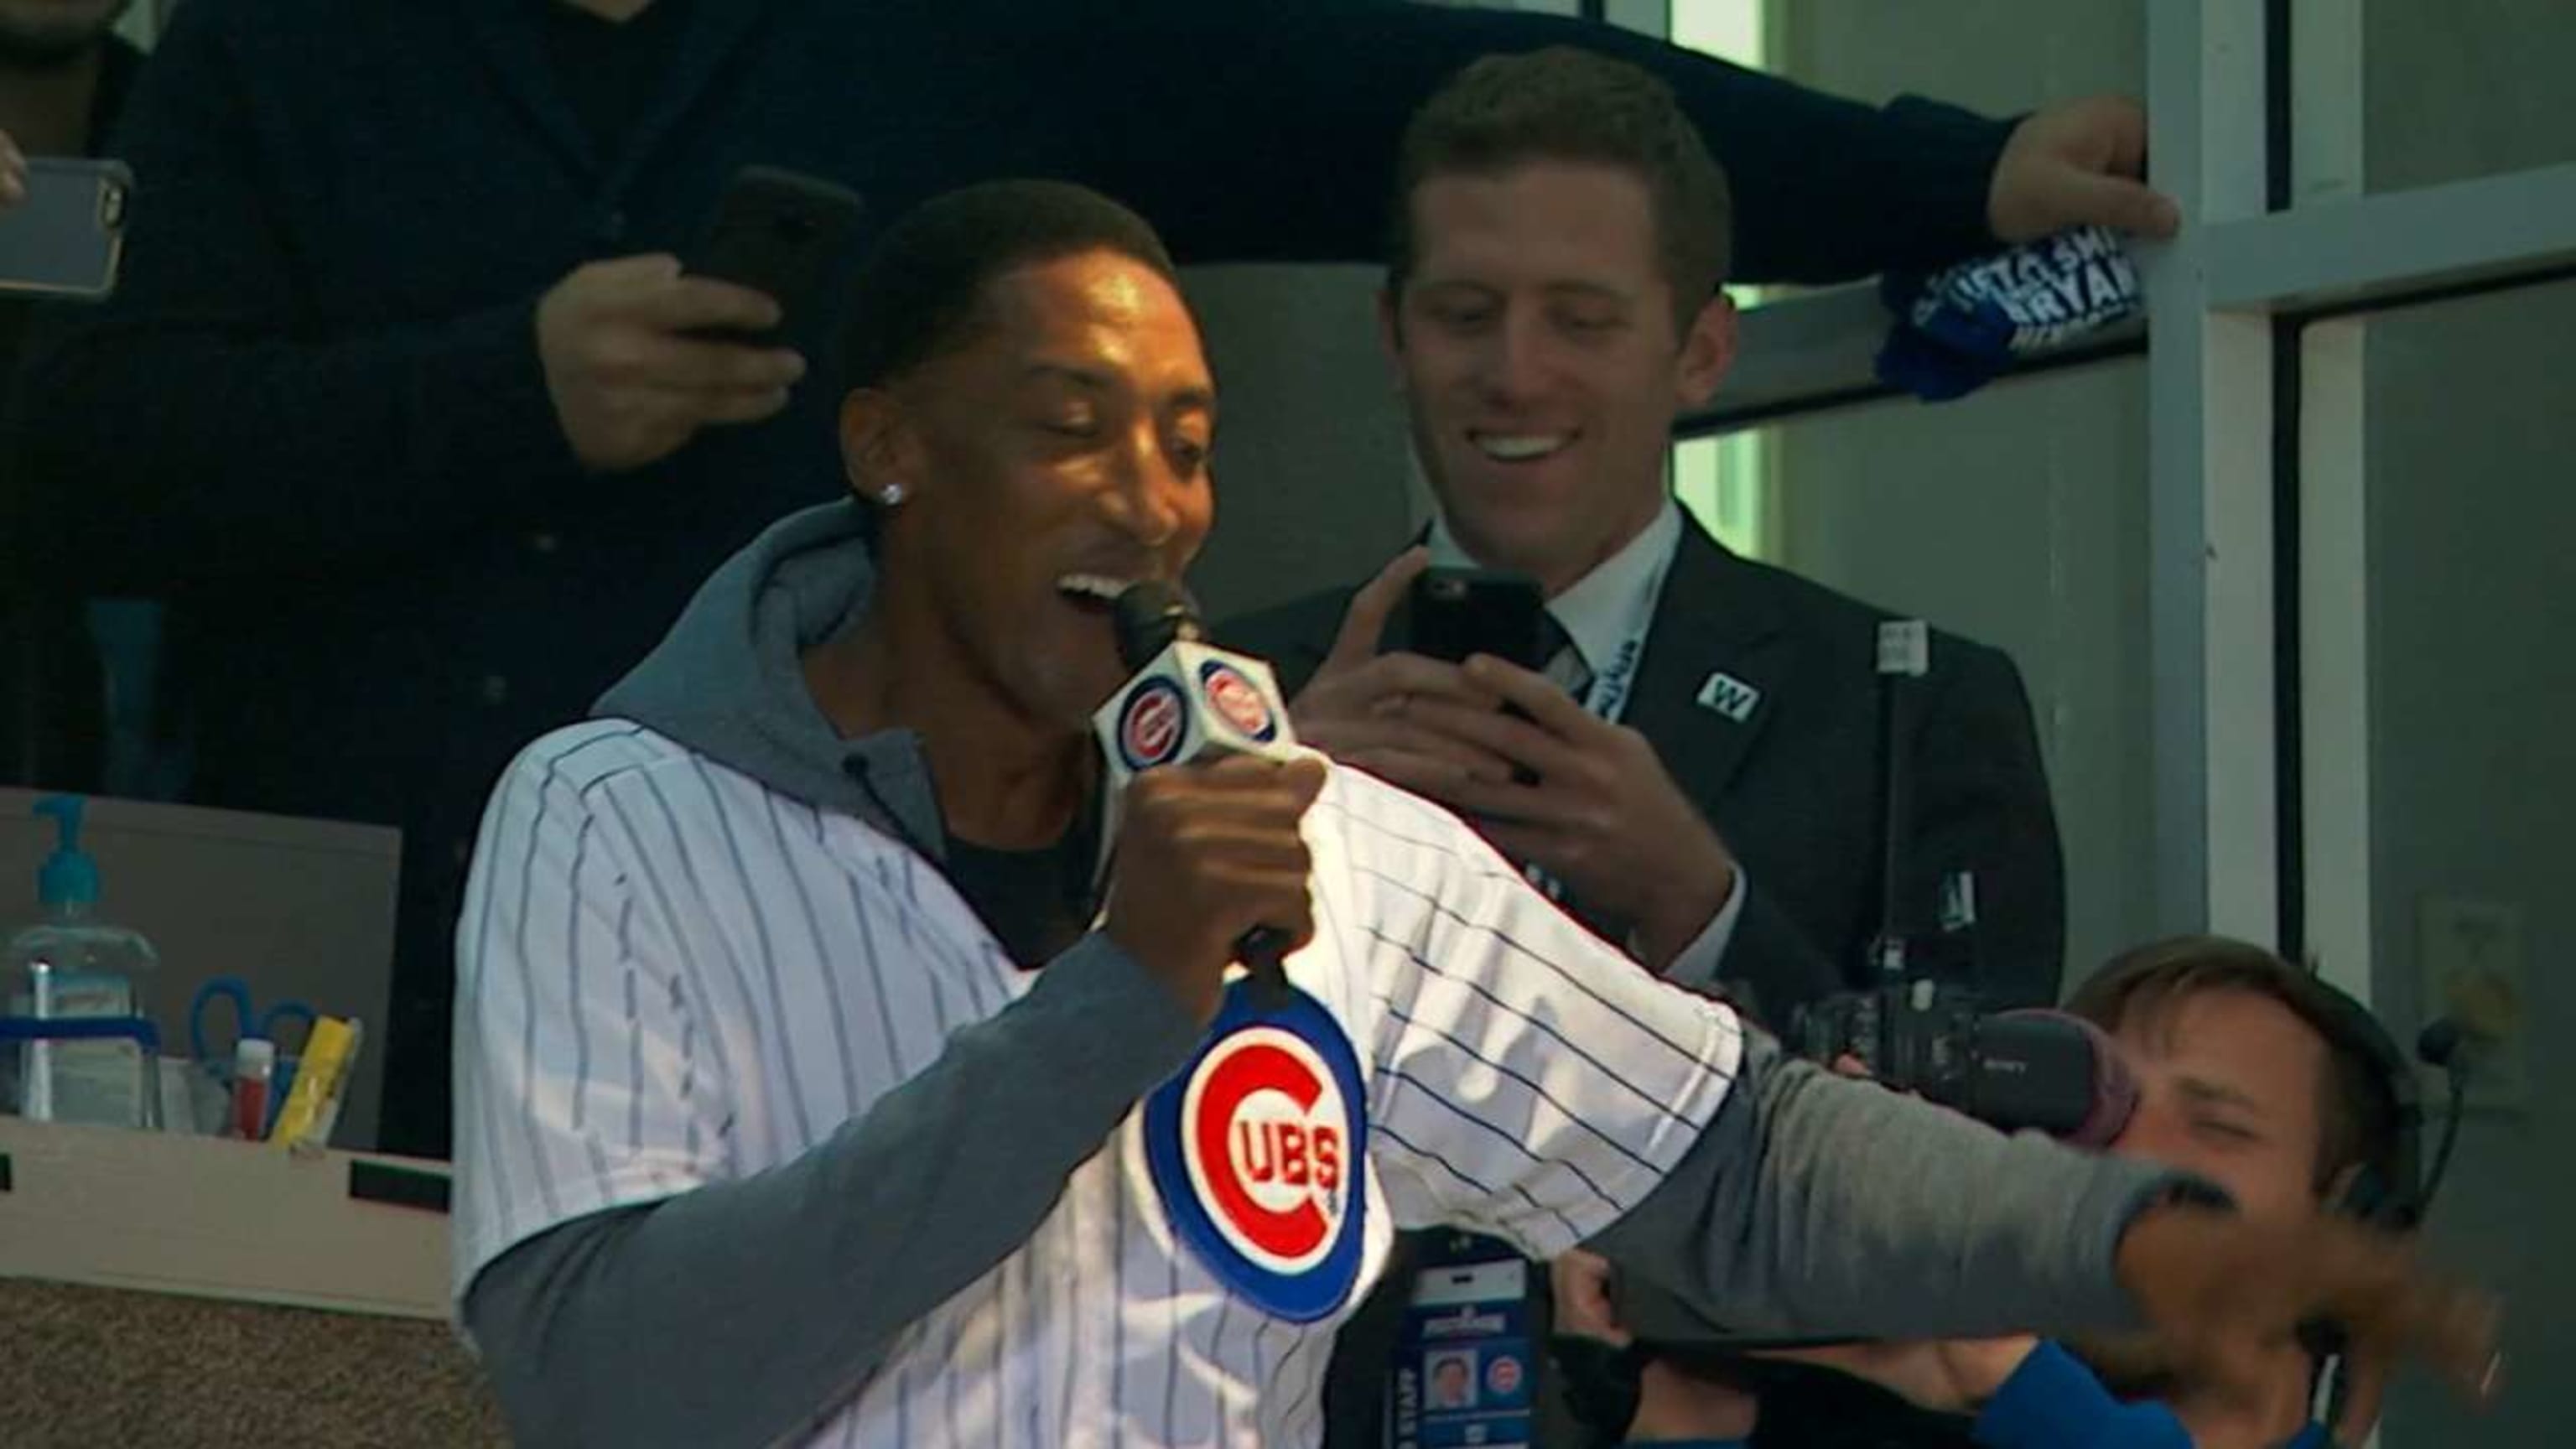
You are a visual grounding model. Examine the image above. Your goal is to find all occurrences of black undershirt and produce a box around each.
[940,795,1105,969]
[540,0,694,158]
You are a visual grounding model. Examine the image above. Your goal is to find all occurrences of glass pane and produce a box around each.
[1756,361,2153,994]
[1675,433,1774,560]
[2349,282,2576,1448]
[1672,0,1764,66]
[2358,2,2576,195]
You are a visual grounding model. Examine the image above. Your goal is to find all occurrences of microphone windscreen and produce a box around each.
[2057,1013,2138,1150]
[1988,1009,2138,1150]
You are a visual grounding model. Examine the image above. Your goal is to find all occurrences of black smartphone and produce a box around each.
[686,165,865,341]
[1405,566,1548,671]
[0,158,132,300]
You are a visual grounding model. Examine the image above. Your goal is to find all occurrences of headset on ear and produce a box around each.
[2295,979,2460,1436]
[2304,984,2425,1231]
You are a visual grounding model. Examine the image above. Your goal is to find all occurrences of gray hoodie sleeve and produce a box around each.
[461,933,1202,1449]
[1587,1028,2187,1343]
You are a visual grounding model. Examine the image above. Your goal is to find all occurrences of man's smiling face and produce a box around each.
[1384,159,1729,597]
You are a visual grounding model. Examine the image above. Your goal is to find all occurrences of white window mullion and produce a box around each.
[2289,0,2376,1008]
[2297,319,2373,1002]
[2143,0,2277,943]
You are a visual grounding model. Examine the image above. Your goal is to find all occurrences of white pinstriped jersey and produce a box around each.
[454,719,1743,1447]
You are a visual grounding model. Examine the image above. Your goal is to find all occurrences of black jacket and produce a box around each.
[15,0,2021,1155]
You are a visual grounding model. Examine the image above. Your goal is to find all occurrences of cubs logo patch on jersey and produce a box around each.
[1145,979,1367,1322]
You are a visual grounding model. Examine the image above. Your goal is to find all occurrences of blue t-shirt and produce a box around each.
[1978,1341,2330,1449]
[1619,1341,2330,1449]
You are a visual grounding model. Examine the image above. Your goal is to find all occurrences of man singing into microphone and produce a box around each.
[448,181,2493,1449]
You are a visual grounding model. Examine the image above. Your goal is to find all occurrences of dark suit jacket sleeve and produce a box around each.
[1687,878,1843,1028]
[1038,0,2014,284]
[13,0,592,595]
[1902,640,2066,1009]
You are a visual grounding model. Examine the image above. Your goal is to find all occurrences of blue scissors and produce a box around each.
[188,975,319,1066]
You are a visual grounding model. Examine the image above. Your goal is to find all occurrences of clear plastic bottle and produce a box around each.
[2,796,163,1129]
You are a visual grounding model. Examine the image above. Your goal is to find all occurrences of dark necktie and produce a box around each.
[1536,611,1592,703]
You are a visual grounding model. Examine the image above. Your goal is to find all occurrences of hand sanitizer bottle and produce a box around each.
[2,796,163,1129]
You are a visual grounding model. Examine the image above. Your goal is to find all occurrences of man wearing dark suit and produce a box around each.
[1219,49,2066,1448]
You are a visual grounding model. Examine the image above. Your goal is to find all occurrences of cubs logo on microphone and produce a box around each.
[1115,678,1189,772]
[1197,659,1280,745]
[1145,980,1367,1322]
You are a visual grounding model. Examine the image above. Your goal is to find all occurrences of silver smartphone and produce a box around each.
[0,157,132,301]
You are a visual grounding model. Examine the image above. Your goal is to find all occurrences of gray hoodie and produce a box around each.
[459,501,2180,1449]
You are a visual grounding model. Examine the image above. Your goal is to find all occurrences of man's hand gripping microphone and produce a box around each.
[1096,580,1306,1007]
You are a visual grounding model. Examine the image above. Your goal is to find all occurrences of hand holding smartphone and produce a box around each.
[684,165,865,342]
[534,166,860,471]
[0,157,131,301]
[1406,566,1550,785]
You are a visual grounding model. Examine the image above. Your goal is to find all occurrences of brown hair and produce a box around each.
[1389,46,1733,326]
[2068,935,2404,1200]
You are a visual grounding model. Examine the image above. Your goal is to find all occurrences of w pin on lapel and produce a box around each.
[1696,671,1762,723]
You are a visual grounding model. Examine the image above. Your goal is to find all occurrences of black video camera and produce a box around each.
[1789,979,2135,1145]
[1607,980,2136,1355]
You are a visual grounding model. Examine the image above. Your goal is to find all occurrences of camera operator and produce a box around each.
[1555,935,2464,1449]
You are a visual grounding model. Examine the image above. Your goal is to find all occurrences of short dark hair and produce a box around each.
[839,179,1183,391]
[2068,936,2404,1201]
[1389,46,1734,325]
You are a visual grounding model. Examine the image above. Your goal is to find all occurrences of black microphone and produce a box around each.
[2417,1018,2464,1071]
[1112,579,1205,661]
[1095,579,1302,1005]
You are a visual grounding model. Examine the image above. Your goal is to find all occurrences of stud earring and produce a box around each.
[876,481,909,507]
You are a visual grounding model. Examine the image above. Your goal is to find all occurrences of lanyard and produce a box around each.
[1570,539,1673,725]
[1581,631,1646,724]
